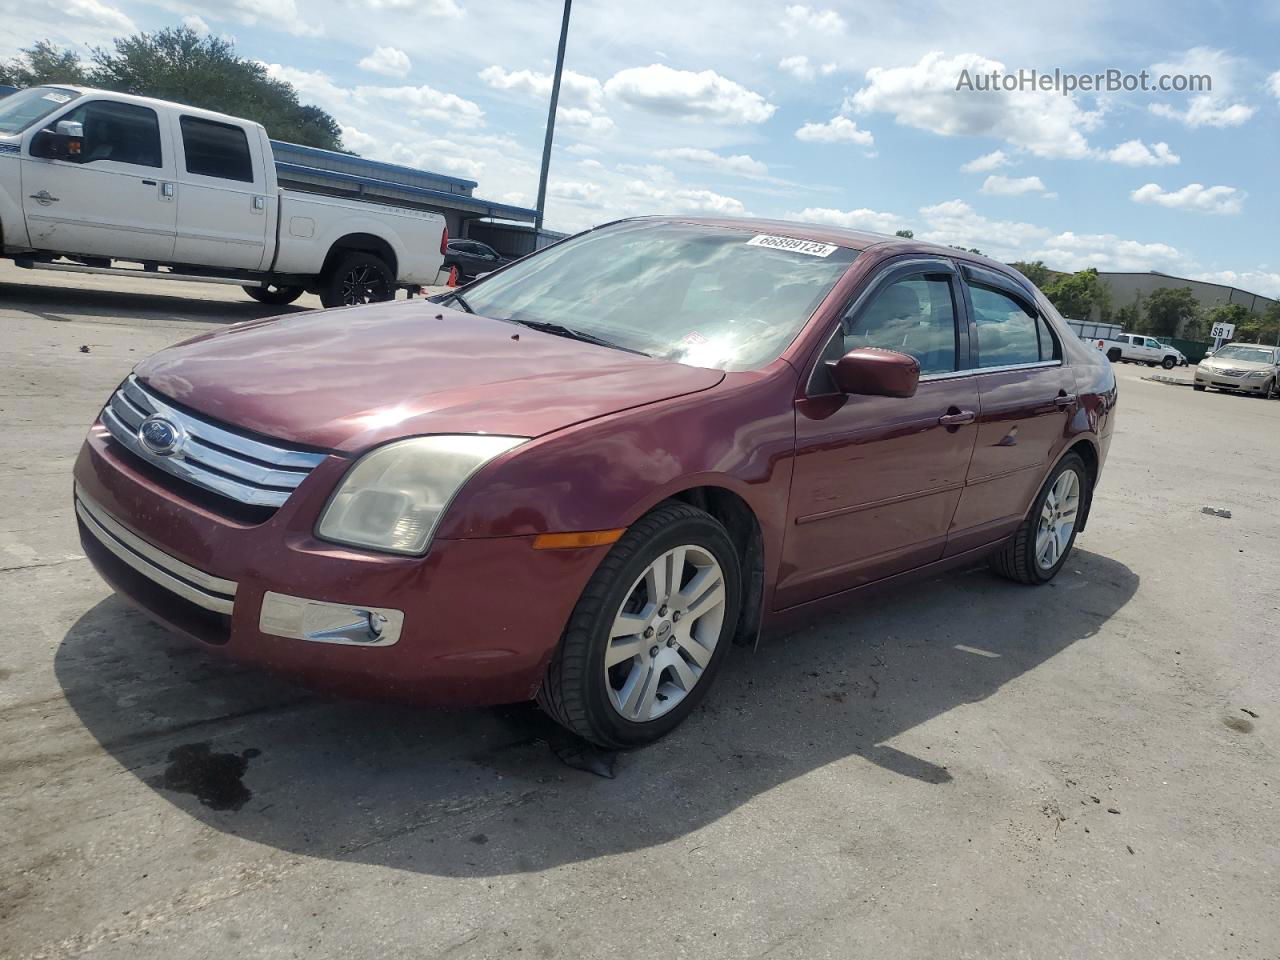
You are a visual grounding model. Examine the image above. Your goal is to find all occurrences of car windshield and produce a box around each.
[1214,345,1275,363]
[456,220,860,371]
[0,86,79,135]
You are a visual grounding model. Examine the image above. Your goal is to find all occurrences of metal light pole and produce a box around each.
[534,0,572,236]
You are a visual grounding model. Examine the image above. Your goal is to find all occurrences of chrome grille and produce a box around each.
[100,375,327,508]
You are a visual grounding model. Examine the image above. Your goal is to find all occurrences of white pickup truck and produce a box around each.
[1094,332,1185,369]
[0,86,446,307]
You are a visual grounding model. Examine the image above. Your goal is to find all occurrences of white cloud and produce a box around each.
[624,180,746,216]
[557,107,615,133]
[1148,96,1254,128]
[789,207,905,234]
[960,150,1011,173]
[980,174,1051,196]
[360,84,485,128]
[182,14,210,33]
[660,147,768,177]
[479,65,607,113]
[847,51,1103,159]
[1031,231,1186,273]
[1131,182,1245,215]
[1103,139,1180,166]
[174,0,320,37]
[62,0,135,33]
[604,63,776,124]
[782,4,846,34]
[549,181,603,203]
[1268,70,1280,100]
[358,46,411,78]
[795,115,874,145]
[1191,270,1280,299]
[917,199,1050,254]
[778,54,836,82]
[358,0,461,13]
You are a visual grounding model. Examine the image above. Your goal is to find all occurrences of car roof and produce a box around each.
[36,85,264,131]
[631,215,1030,282]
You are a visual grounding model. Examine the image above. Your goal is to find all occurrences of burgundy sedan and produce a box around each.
[73,217,1117,747]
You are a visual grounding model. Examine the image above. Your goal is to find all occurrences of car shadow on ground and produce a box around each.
[55,547,1137,877]
[0,280,313,325]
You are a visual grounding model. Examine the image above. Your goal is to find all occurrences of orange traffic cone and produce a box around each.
[447,266,459,287]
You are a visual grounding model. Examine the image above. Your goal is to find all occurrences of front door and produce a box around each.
[776,260,980,608]
[945,266,1077,554]
[170,113,269,270]
[21,99,176,261]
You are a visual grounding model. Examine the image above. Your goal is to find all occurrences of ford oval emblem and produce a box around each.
[138,415,184,457]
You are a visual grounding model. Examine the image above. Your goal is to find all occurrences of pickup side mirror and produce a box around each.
[829,347,920,398]
[30,120,84,162]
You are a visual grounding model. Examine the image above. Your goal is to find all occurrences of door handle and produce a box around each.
[1054,394,1077,407]
[28,190,59,205]
[938,409,976,427]
[141,179,156,185]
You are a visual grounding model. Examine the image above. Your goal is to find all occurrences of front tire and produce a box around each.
[537,502,742,748]
[990,453,1089,585]
[319,252,395,308]
[244,283,304,306]
[1193,384,1207,392]
[1161,356,1176,369]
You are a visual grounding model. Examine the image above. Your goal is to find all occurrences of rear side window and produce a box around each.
[970,284,1042,367]
[179,116,254,182]
[844,276,958,375]
[59,100,162,168]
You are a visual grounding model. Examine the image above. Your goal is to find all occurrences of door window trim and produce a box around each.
[805,256,969,396]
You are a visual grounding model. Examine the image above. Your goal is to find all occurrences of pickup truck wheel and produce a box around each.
[537,502,742,749]
[244,284,305,306]
[989,453,1088,585]
[1161,356,1177,369]
[320,253,395,308]
[1106,348,1122,362]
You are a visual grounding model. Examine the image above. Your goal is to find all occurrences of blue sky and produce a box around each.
[4,0,1279,294]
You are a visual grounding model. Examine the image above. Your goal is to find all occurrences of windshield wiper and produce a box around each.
[445,291,474,314]
[503,318,650,357]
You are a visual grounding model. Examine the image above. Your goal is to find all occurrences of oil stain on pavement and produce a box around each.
[149,743,262,811]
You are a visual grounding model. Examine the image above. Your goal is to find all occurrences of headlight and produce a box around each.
[1246,370,1267,378]
[317,435,526,555]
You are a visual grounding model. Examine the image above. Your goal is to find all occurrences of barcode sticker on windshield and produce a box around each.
[746,234,838,257]
[42,92,72,103]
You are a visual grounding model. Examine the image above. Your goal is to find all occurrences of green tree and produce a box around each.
[1009,260,1052,288]
[1140,286,1200,338]
[1231,301,1279,344]
[1,30,342,150]
[0,40,90,86]
[894,229,914,238]
[1042,268,1110,320]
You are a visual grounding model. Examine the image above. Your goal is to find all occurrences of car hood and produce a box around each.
[1203,357,1272,372]
[134,300,725,452]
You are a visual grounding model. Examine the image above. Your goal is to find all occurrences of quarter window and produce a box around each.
[970,284,1043,367]
[55,101,162,168]
[843,276,958,375]
[179,116,254,182]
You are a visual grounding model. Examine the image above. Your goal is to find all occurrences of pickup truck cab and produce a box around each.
[1096,333,1183,369]
[0,85,446,306]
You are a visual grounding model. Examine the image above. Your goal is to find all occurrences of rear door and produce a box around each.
[170,114,269,270]
[945,265,1077,554]
[777,258,980,607]
[21,98,176,261]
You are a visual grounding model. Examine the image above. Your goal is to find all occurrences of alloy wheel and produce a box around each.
[1035,469,1081,570]
[340,264,390,305]
[604,545,727,722]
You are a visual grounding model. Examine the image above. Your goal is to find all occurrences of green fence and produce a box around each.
[1164,337,1213,364]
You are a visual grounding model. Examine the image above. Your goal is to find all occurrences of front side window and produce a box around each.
[843,276,958,375]
[55,100,162,168]
[179,116,254,182]
[457,221,860,371]
[970,284,1043,367]
[1,86,78,135]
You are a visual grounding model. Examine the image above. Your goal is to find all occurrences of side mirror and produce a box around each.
[829,347,920,398]
[30,121,83,161]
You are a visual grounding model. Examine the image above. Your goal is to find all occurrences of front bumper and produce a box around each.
[1193,367,1270,392]
[73,424,610,706]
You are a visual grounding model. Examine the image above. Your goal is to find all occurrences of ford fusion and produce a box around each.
[74,217,1117,747]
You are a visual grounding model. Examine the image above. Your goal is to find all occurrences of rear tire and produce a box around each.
[319,252,395,308]
[537,502,742,748]
[244,284,304,306]
[1106,349,1122,362]
[990,453,1089,585]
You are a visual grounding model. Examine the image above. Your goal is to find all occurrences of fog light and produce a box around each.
[259,591,403,647]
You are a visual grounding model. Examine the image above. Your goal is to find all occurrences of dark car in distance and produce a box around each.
[442,238,511,282]
[74,217,1117,748]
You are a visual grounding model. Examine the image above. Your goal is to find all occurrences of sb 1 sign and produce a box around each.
[1211,321,1236,340]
